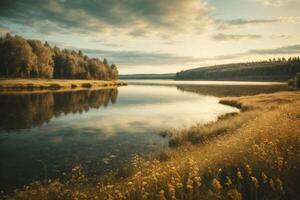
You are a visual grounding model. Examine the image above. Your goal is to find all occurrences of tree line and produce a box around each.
[176,57,300,81]
[0,33,118,80]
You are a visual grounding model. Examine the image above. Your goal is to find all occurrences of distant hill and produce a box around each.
[120,73,175,79]
[175,58,300,81]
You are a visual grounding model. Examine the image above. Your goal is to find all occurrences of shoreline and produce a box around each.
[124,79,287,86]
[0,78,127,91]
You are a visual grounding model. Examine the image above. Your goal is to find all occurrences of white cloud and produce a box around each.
[212,33,262,41]
[255,0,300,6]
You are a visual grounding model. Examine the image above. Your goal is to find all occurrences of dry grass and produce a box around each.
[0,78,127,91]
[220,91,299,111]
[2,91,300,200]
[167,91,300,147]
[167,112,254,147]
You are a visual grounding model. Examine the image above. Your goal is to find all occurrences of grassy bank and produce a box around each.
[2,91,300,200]
[0,79,127,91]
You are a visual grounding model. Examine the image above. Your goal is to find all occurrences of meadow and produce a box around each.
[2,90,299,200]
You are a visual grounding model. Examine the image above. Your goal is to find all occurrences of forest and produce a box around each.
[0,34,118,80]
[176,57,300,81]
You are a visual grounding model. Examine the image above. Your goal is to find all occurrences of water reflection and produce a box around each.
[0,85,238,193]
[176,84,293,97]
[0,89,118,131]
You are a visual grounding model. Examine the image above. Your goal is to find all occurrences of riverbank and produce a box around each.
[0,79,127,91]
[3,91,300,200]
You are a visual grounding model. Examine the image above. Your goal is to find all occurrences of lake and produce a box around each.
[0,80,289,193]
[125,79,286,86]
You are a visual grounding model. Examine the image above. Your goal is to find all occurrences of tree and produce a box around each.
[109,64,118,80]
[0,35,36,77]
[78,50,83,57]
[28,40,54,78]
[103,58,109,68]
[44,41,51,48]
[65,56,76,79]
[5,33,12,39]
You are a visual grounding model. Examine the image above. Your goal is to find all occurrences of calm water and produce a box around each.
[125,79,286,85]
[0,84,239,192]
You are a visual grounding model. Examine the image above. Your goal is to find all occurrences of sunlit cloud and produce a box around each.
[79,48,203,66]
[255,0,300,6]
[248,44,300,54]
[210,44,300,61]
[211,33,262,41]
[0,0,212,38]
[211,33,292,42]
[215,18,281,29]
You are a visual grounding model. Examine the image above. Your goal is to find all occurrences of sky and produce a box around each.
[0,0,300,74]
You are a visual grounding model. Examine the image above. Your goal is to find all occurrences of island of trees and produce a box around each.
[0,34,118,80]
[175,58,300,81]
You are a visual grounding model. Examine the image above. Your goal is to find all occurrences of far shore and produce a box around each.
[0,78,127,91]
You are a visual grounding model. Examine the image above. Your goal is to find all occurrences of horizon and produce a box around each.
[1,0,300,74]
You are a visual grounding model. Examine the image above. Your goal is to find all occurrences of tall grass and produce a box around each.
[167,112,254,147]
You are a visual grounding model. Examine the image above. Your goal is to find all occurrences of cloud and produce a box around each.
[89,39,121,47]
[211,33,291,42]
[0,0,212,38]
[212,33,262,41]
[216,18,281,29]
[214,17,300,31]
[210,44,300,60]
[78,48,203,66]
[255,0,300,6]
[269,35,291,39]
[47,40,69,48]
[248,44,300,54]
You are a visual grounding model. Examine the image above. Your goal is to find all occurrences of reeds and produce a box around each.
[167,111,254,147]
